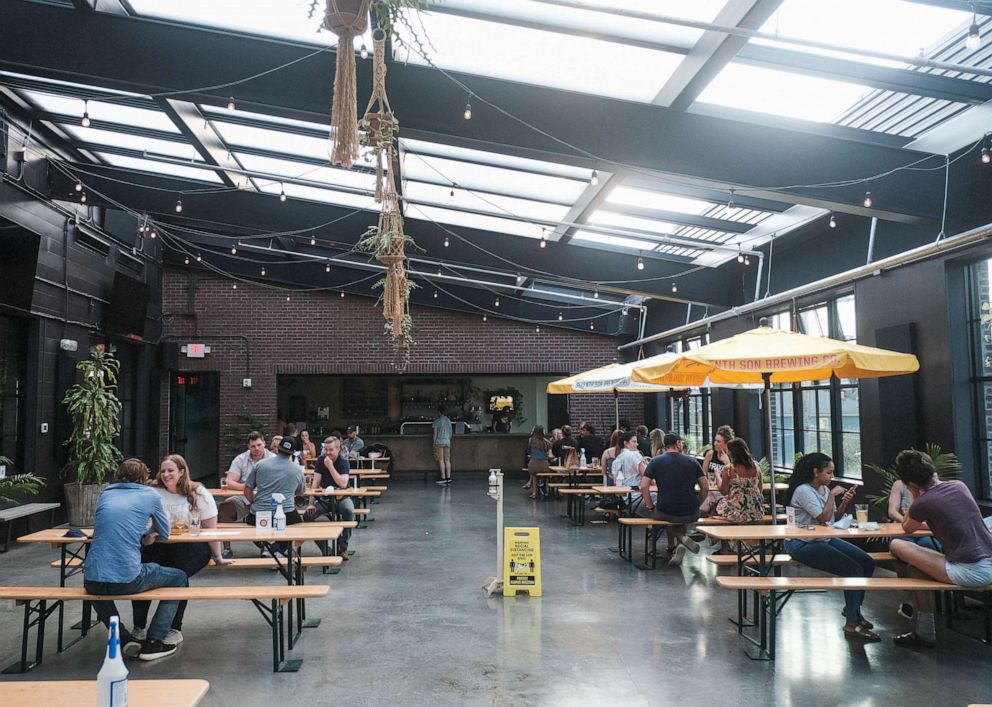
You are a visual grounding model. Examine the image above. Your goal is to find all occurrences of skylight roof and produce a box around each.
[201,105,328,133]
[401,138,590,181]
[571,230,662,252]
[404,181,569,223]
[393,11,686,102]
[406,203,546,240]
[212,121,333,160]
[233,152,378,191]
[95,152,223,183]
[588,210,678,237]
[606,187,714,215]
[61,125,193,158]
[20,90,180,133]
[257,181,376,210]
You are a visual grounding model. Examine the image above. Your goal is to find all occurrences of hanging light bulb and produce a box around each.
[966,15,981,50]
[74,180,83,192]
[279,183,287,202]
[286,295,291,302]
[494,297,500,308]
[232,283,237,290]
[737,246,744,264]
[80,191,87,204]
[463,99,472,120]
[535,325,541,333]
[829,213,837,228]
[744,255,751,266]
[261,267,266,276]
[310,236,316,246]
[558,312,563,321]
[590,170,599,186]
[982,146,991,165]
[227,97,236,111]
[671,282,678,293]
[184,255,190,265]
[81,99,91,128]
[138,223,145,234]
[149,229,156,239]
[175,197,183,213]
[593,288,599,299]
[727,188,736,210]
[443,236,450,247]
[863,191,873,208]
[325,262,331,273]
[231,245,237,255]
[589,322,594,330]
[483,314,488,322]
[636,257,644,271]
[360,43,369,59]
[340,291,345,298]
[433,289,438,299]
[196,253,202,262]
[449,185,455,199]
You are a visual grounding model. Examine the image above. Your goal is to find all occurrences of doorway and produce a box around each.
[169,371,219,482]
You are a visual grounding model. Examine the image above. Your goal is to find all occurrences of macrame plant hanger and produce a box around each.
[323,0,371,169]
[362,32,411,346]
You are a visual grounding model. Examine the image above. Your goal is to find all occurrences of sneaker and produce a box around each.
[120,629,143,656]
[898,603,915,621]
[162,629,184,646]
[138,639,178,661]
[668,544,687,567]
[435,480,447,485]
[221,548,234,560]
[689,532,706,542]
[131,626,147,641]
[260,548,275,559]
[681,536,701,554]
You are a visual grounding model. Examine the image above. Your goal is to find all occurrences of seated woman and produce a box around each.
[552,425,577,467]
[599,430,623,487]
[524,425,551,499]
[783,452,878,642]
[132,454,232,646]
[699,425,734,517]
[712,438,764,553]
[299,429,317,464]
[889,449,992,647]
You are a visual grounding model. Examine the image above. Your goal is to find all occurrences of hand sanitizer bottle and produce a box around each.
[272,494,287,531]
[97,615,128,707]
[579,448,586,469]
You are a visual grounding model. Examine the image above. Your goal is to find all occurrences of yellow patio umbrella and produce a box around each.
[630,319,920,520]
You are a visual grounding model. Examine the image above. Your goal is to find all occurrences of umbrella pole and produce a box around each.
[762,372,777,525]
[614,389,619,432]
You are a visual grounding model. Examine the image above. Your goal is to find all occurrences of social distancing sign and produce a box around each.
[503,527,542,596]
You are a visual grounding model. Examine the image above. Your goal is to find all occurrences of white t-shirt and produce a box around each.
[612,449,645,488]
[153,484,218,524]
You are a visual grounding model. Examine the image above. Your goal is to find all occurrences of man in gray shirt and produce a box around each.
[244,437,306,555]
[218,431,274,559]
[343,426,365,456]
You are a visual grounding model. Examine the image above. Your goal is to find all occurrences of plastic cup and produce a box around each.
[189,514,201,537]
[786,506,797,526]
[855,504,869,527]
[220,475,228,489]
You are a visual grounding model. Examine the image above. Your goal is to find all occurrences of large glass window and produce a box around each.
[0,315,28,469]
[969,258,992,499]
[767,294,862,477]
[669,335,712,452]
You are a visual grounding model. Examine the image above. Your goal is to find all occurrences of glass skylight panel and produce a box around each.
[257,181,375,210]
[440,0,726,51]
[703,205,771,225]
[125,0,372,49]
[61,126,193,158]
[393,12,685,102]
[406,204,545,239]
[234,153,378,191]
[400,138,590,181]
[402,154,585,204]
[212,121,333,160]
[674,226,736,243]
[571,230,660,252]
[606,187,713,215]
[0,70,140,98]
[588,210,678,237]
[754,0,968,65]
[201,106,328,133]
[696,63,872,123]
[20,91,180,133]
[96,153,222,183]
[404,182,569,223]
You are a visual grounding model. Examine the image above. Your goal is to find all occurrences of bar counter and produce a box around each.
[363,433,529,474]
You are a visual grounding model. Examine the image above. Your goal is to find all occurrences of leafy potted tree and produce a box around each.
[61,347,122,527]
[0,457,44,506]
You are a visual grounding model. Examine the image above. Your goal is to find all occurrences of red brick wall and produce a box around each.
[160,270,645,469]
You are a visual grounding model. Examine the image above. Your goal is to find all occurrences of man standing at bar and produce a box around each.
[433,405,453,485]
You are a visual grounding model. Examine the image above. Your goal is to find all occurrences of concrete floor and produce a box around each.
[1,475,990,706]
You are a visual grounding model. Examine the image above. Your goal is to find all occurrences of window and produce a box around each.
[766,294,862,477]
[669,335,712,451]
[0,315,28,469]
[969,258,992,499]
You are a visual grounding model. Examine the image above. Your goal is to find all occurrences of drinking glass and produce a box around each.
[220,475,228,489]
[855,504,869,527]
[189,513,201,537]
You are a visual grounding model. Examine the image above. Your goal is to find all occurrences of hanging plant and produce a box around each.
[322,0,372,168]
[371,0,436,60]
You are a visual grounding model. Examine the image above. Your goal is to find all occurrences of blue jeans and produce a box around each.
[784,538,875,621]
[306,496,354,551]
[85,562,189,641]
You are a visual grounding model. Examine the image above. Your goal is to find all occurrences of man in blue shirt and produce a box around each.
[305,436,354,559]
[433,406,453,485]
[83,458,189,661]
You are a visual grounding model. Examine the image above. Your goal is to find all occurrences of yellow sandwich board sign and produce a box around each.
[503,527,542,596]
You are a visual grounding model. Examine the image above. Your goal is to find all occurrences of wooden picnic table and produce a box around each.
[0,678,210,706]
[699,521,931,659]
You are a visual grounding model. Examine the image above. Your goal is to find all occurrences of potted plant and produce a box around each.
[61,347,122,527]
[865,443,962,515]
[0,456,44,506]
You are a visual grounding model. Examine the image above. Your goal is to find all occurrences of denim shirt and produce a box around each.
[83,483,170,584]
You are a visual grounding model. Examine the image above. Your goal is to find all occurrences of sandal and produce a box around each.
[528,494,537,499]
[840,610,873,629]
[843,624,881,642]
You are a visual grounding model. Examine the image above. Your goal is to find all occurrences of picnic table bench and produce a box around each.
[0,678,210,706]
[0,502,60,552]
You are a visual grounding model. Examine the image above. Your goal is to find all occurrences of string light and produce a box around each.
[829,213,837,228]
[593,288,599,299]
[325,262,331,273]
[74,180,82,192]
[737,245,744,264]
[982,136,991,164]
[636,257,644,271]
[261,266,266,276]
[590,170,599,186]
[227,97,236,110]
[863,191,873,208]
[494,297,500,307]
[184,256,190,265]
[483,314,487,322]
[463,96,472,120]
[540,228,547,248]
[81,99,90,128]
[310,236,316,246]
[535,325,541,333]
[149,228,156,239]
[671,282,678,293]
[727,188,736,210]
[286,295,291,301]
[232,283,237,289]
[340,291,345,298]
[433,289,438,299]
[966,6,981,50]
[279,183,287,202]
[231,245,237,254]
[558,312,563,321]
[175,197,183,213]
[360,43,369,59]
[196,253,202,262]
[589,322,594,330]
[744,254,750,266]
[80,191,87,204]
[443,236,449,247]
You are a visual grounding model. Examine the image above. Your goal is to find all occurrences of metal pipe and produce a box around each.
[753,251,765,303]
[866,217,878,264]
[533,0,992,79]
[619,219,992,350]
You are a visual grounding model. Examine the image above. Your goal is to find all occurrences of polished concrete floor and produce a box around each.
[1,475,990,706]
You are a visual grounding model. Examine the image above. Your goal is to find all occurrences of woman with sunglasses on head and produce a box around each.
[784,452,878,642]
[699,425,734,517]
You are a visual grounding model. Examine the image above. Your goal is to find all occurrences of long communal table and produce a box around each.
[0,678,210,706]
[700,522,931,660]
[15,523,342,668]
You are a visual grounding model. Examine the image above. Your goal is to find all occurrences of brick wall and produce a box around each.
[160,270,646,469]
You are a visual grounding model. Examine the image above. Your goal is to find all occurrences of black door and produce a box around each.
[169,372,219,482]
[547,392,569,430]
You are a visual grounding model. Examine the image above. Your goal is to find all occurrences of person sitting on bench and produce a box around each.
[305,436,354,559]
[783,452,878,642]
[83,458,188,662]
[889,449,992,647]
[639,431,708,567]
[244,437,306,556]
[612,431,648,513]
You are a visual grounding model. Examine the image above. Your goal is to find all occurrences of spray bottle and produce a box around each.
[97,615,128,707]
[272,493,287,531]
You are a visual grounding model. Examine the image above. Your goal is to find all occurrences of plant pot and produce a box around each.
[63,482,107,528]
[323,0,371,35]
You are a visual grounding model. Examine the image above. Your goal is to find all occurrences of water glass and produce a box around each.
[189,513,201,537]
[855,504,869,527]
[220,475,228,489]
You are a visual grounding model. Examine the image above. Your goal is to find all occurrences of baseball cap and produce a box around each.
[663,431,682,447]
[277,437,296,455]
[346,426,357,433]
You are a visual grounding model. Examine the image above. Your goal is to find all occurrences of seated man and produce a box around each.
[217,431,274,558]
[889,449,992,647]
[342,426,365,457]
[305,436,355,559]
[639,431,709,567]
[244,436,306,555]
[83,458,188,662]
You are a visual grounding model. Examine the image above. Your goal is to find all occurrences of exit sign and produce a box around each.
[184,343,207,358]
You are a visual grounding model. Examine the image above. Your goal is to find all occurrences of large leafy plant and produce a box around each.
[0,455,44,505]
[62,347,122,485]
[865,443,962,513]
